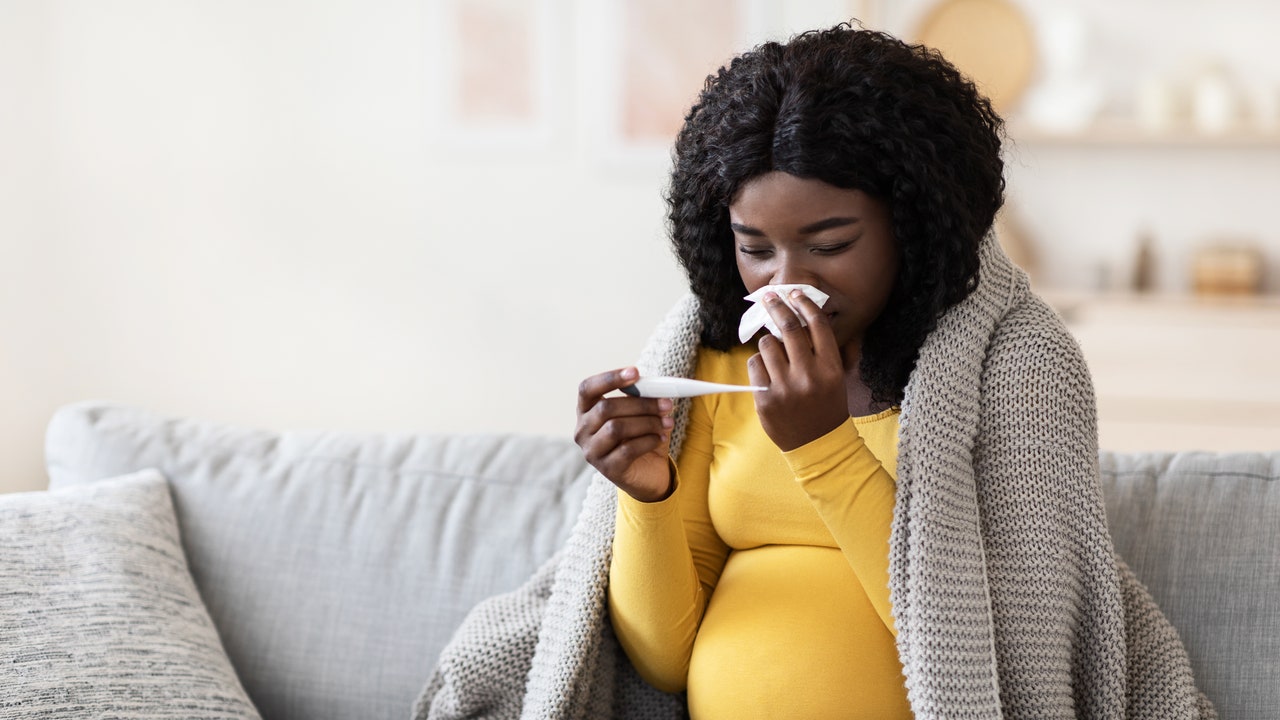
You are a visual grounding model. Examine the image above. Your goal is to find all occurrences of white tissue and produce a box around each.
[738,284,830,343]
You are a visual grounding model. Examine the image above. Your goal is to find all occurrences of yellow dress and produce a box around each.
[608,344,913,719]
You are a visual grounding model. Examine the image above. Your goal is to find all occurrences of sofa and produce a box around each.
[3,401,1277,719]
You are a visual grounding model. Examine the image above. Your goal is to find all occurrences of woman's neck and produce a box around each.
[842,357,894,417]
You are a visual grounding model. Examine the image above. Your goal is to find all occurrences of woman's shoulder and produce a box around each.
[990,292,1083,362]
[979,291,1096,432]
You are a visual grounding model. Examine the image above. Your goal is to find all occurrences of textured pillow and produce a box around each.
[0,470,260,719]
[1100,451,1280,720]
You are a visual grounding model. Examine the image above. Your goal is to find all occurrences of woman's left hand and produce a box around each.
[746,289,851,452]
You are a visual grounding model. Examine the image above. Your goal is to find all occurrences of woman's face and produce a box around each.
[729,171,898,356]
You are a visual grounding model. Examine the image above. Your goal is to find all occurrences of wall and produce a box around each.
[3,0,1279,492]
[0,0,860,493]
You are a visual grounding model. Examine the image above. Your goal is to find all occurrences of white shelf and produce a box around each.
[1043,289,1280,312]
[1008,122,1280,147]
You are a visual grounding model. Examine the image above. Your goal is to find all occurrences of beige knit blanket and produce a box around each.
[416,237,1215,719]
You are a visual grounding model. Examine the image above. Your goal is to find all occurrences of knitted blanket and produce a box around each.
[415,237,1215,719]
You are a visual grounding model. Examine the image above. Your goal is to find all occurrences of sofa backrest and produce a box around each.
[1099,450,1280,720]
[44,403,1277,720]
[44,402,591,720]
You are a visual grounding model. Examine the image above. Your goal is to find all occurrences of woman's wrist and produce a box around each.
[781,417,864,479]
[624,458,677,504]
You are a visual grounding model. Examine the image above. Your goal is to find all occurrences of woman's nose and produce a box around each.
[771,259,818,288]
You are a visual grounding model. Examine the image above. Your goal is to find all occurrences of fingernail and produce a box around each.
[790,289,804,299]
[662,416,674,428]
[658,398,673,412]
[620,367,637,380]
[764,291,779,302]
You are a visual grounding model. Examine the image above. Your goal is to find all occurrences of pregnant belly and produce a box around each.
[687,544,911,720]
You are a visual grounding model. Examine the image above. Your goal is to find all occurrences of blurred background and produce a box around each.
[3,0,1279,493]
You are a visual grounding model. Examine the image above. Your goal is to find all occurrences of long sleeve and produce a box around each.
[782,417,898,636]
[607,394,730,694]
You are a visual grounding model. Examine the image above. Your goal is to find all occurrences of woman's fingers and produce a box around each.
[756,289,841,376]
[749,290,849,452]
[787,290,839,359]
[574,367,677,501]
[575,370,673,471]
[577,383,671,433]
[589,413,669,450]
[577,399,670,444]
[576,367,639,415]
[578,412,672,491]
[598,433,666,470]
[746,348,772,391]
[754,333,788,380]
[761,292,813,356]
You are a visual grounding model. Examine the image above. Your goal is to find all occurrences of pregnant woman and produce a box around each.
[573,24,1214,720]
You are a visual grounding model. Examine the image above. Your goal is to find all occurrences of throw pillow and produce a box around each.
[0,469,261,719]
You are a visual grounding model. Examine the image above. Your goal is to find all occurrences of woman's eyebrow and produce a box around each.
[729,222,765,236]
[730,217,861,236]
[799,217,860,234]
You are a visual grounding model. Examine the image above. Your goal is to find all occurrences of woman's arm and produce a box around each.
[782,420,898,635]
[607,384,730,693]
[745,288,898,635]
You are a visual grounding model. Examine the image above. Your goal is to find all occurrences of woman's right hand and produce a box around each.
[575,366,675,503]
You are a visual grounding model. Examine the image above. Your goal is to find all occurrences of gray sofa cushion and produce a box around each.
[44,403,592,720]
[1099,451,1280,720]
[0,470,261,719]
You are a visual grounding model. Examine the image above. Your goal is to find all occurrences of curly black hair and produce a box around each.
[665,24,1005,405]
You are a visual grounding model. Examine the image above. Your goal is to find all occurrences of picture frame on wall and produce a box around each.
[580,0,763,169]
[427,0,560,151]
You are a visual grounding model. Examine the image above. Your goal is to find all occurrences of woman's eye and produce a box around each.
[813,242,853,255]
[738,247,772,257]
